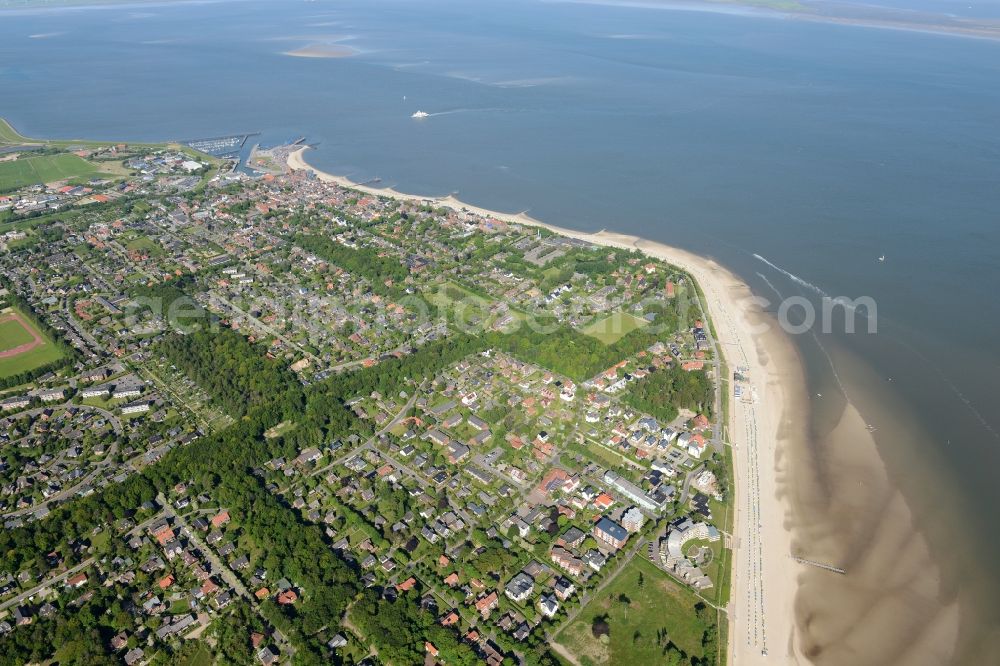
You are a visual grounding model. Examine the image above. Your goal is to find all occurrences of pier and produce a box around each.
[792,556,846,575]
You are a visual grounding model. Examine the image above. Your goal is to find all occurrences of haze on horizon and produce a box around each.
[4,0,1000,20]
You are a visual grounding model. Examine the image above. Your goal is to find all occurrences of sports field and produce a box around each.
[0,317,34,349]
[0,153,101,191]
[0,307,65,378]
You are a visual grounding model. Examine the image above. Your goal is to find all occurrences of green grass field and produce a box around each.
[0,117,219,171]
[125,235,164,256]
[429,281,488,307]
[0,307,65,379]
[557,556,714,666]
[581,311,648,345]
[176,641,213,666]
[264,419,298,439]
[428,281,493,329]
[0,318,35,350]
[0,153,102,191]
[569,440,637,472]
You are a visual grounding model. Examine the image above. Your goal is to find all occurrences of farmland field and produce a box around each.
[0,307,65,378]
[581,311,648,345]
[0,153,101,191]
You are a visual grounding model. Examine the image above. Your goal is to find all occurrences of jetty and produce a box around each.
[792,556,846,575]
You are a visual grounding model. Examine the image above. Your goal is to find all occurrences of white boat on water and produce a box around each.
[411,110,429,118]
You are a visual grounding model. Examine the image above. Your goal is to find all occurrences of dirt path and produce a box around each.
[551,641,584,666]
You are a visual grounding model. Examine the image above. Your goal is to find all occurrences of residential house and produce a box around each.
[475,591,499,617]
[539,593,560,618]
[553,577,576,600]
[504,572,534,603]
[593,517,628,550]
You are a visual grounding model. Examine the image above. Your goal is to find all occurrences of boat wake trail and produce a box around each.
[755,272,783,302]
[755,253,876,319]
[755,258,994,438]
[423,108,506,118]
[757,272,849,398]
[893,338,1000,442]
[753,254,828,297]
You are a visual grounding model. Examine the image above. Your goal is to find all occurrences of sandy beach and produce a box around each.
[285,146,959,665]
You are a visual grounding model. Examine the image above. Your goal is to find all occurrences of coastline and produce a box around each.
[287,146,810,664]
[559,1,1000,42]
[0,0,992,655]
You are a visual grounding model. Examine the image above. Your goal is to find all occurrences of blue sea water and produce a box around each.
[2,0,999,657]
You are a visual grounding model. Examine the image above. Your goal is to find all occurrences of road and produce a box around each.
[0,558,94,613]
[160,494,251,600]
[3,403,123,520]
[595,238,791,663]
[376,446,477,530]
[690,272,770,659]
[678,460,706,505]
[158,494,294,655]
[326,338,426,374]
[61,297,103,360]
[209,293,318,365]
[469,452,527,492]
[307,382,424,481]
[0,511,164,612]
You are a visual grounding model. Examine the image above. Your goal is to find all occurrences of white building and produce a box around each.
[38,389,64,403]
[1,396,30,411]
[112,387,142,400]
[659,517,720,590]
[539,593,560,618]
[621,506,646,533]
[121,400,151,415]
